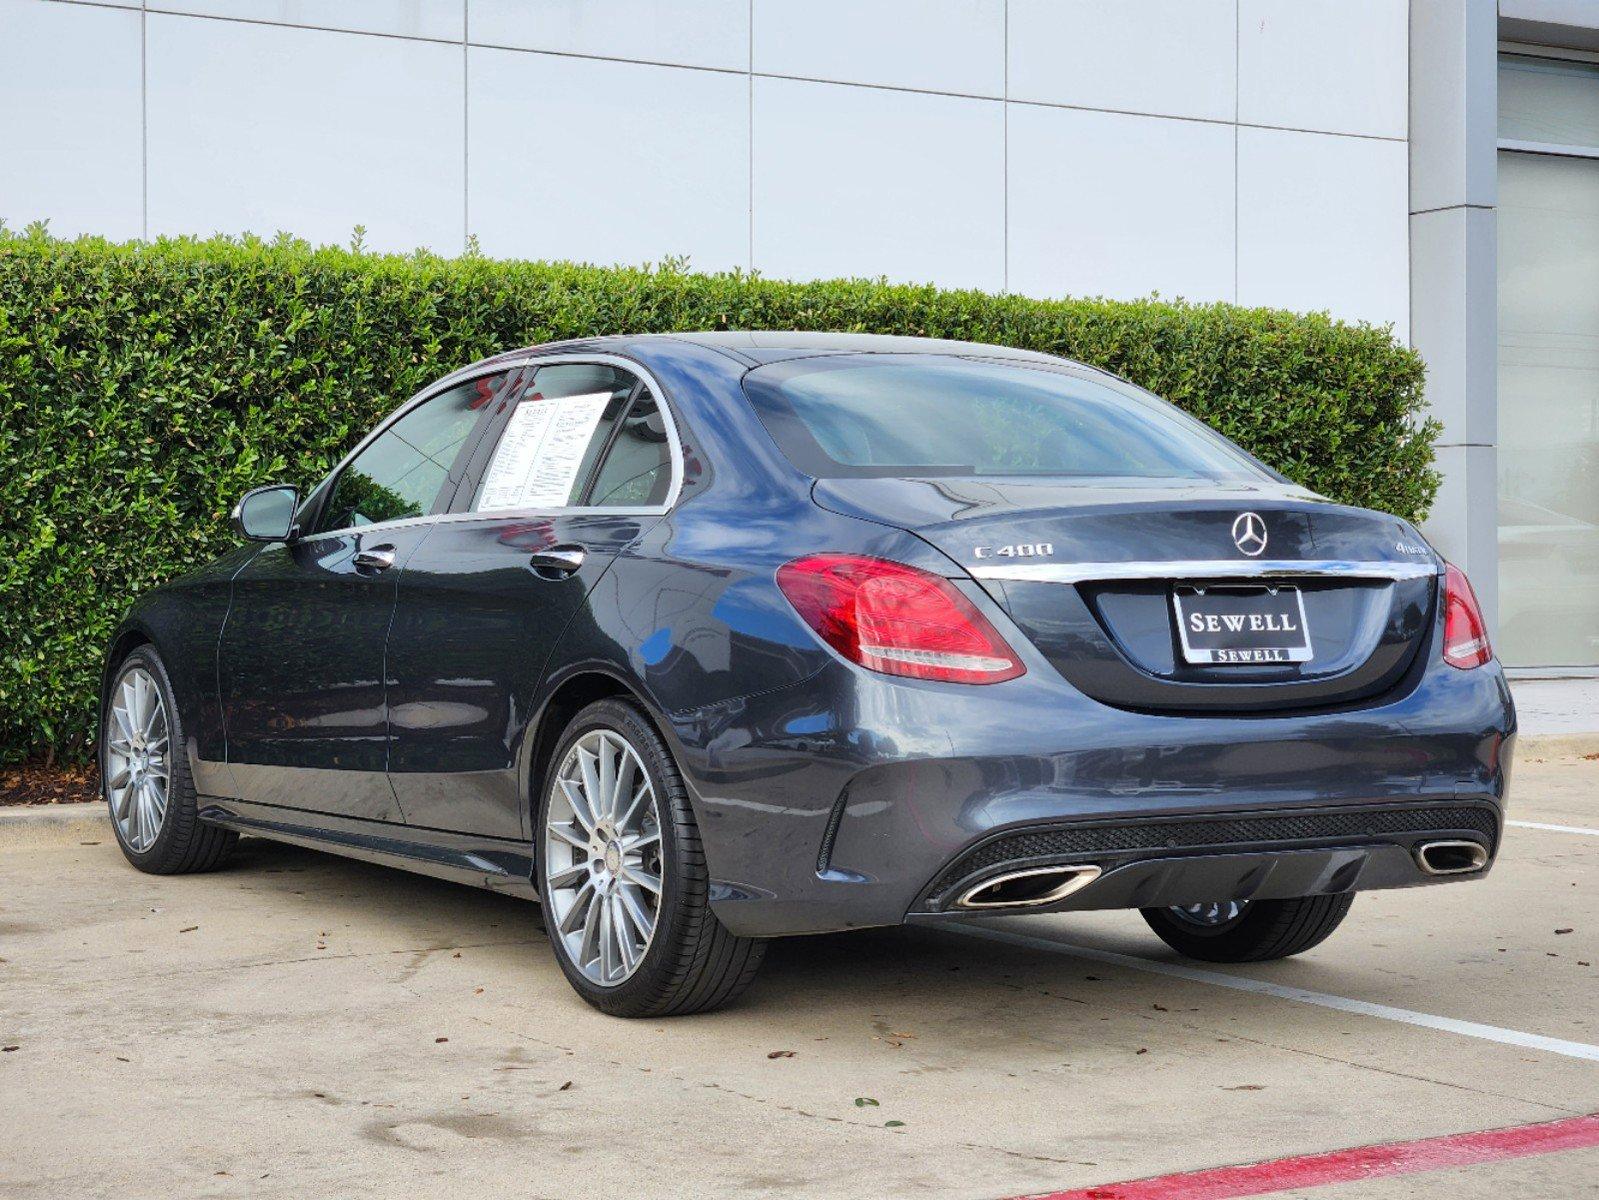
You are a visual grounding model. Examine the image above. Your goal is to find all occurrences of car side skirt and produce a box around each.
[196,797,539,900]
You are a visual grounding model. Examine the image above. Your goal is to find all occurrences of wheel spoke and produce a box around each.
[546,860,588,889]
[609,752,636,827]
[107,764,132,790]
[112,781,134,820]
[612,897,636,973]
[141,695,164,739]
[559,777,597,834]
[577,748,604,825]
[599,897,615,979]
[621,865,661,895]
[131,672,150,730]
[110,702,137,746]
[132,785,148,848]
[559,879,596,935]
[546,821,588,853]
[596,734,617,822]
[615,780,649,835]
[617,886,654,943]
[621,829,660,855]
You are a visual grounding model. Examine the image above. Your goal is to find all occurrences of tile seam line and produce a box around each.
[56,1,1404,145]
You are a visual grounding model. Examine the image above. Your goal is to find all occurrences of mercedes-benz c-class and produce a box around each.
[99,332,1515,1016]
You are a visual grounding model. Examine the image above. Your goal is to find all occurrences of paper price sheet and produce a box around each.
[477,391,611,511]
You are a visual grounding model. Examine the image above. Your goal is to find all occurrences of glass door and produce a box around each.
[1497,53,1599,668]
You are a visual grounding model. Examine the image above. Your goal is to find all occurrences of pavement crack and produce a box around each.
[1217,1029,1587,1117]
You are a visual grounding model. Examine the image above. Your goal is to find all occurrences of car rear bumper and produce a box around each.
[666,652,1516,939]
[906,799,1501,919]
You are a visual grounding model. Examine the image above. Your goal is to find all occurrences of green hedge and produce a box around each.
[0,227,1435,765]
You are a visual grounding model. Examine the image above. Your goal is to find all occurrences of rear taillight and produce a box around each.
[776,553,1025,684]
[1442,562,1492,669]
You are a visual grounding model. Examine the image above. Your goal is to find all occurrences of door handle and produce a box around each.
[528,545,586,576]
[353,544,397,571]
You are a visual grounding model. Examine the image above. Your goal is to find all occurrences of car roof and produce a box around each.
[657,330,1071,367]
[456,331,1083,374]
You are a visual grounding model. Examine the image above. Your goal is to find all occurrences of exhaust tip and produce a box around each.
[1415,839,1489,876]
[955,864,1102,910]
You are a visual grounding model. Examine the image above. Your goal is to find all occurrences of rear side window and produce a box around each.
[471,363,638,512]
[741,355,1269,482]
[315,375,500,533]
[586,388,674,507]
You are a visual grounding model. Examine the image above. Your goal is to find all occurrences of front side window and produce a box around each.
[471,363,640,512]
[315,375,500,533]
[742,356,1269,483]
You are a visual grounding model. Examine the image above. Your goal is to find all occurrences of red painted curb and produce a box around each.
[1009,1112,1599,1200]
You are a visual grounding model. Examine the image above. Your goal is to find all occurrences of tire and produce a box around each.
[1141,893,1354,963]
[102,645,238,875]
[536,697,765,1017]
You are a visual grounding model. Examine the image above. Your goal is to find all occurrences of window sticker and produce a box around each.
[477,391,611,511]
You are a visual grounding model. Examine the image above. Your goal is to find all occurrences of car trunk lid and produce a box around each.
[813,476,1440,714]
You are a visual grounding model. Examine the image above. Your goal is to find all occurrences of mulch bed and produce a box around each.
[0,764,101,807]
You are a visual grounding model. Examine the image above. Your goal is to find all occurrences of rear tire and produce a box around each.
[102,645,238,875]
[1141,893,1354,962]
[537,698,765,1017]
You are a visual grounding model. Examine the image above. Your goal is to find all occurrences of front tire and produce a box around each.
[537,698,765,1017]
[1141,893,1354,962]
[103,645,238,874]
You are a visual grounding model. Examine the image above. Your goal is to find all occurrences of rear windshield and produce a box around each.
[741,355,1271,482]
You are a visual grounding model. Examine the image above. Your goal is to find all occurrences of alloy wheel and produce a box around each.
[543,729,663,987]
[1168,900,1249,928]
[106,666,171,853]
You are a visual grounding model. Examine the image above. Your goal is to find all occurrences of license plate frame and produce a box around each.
[1171,584,1313,665]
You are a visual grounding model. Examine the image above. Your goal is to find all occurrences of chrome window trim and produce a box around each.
[300,351,685,541]
[459,351,685,519]
[967,559,1440,585]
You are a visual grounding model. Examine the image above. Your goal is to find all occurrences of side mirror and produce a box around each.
[232,485,300,542]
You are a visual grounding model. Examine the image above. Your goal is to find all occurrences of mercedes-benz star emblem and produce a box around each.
[1231,511,1268,557]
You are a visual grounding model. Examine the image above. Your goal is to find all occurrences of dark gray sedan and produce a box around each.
[99,332,1515,1016]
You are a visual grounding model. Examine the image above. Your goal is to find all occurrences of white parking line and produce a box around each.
[1508,819,1599,839]
[944,923,1599,1064]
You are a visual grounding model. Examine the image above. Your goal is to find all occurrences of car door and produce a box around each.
[384,357,681,838]
[219,370,507,820]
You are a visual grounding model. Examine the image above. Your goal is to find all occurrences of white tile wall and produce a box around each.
[1237,127,1409,334]
[1,0,1415,340]
[154,0,464,41]
[754,0,1003,97]
[1,0,142,240]
[468,48,748,272]
[1009,0,1236,122]
[144,14,464,253]
[470,0,748,71]
[1238,0,1408,138]
[1008,105,1236,303]
[753,77,1004,290]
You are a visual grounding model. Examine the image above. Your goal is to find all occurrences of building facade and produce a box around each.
[1,0,1594,671]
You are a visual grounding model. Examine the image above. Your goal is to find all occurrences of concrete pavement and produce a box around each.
[2,755,1597,1199]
